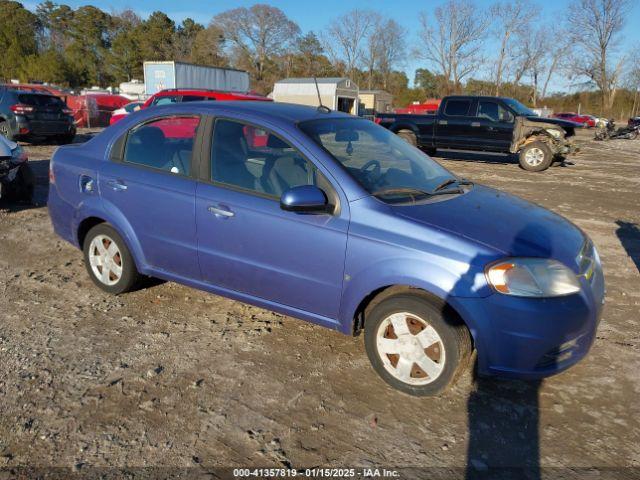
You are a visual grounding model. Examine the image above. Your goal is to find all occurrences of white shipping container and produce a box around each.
[143,61,250,95]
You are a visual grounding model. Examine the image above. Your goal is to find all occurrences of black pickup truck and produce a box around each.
[376,95,580,171]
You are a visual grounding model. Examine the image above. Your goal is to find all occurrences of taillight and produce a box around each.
[10,104,35,115]
[374,117,382,124]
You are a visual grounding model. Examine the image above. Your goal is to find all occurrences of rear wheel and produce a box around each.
[396,129,417,147]
[519,141,553,172]
[364,294,471,396]
[83,224,139,294]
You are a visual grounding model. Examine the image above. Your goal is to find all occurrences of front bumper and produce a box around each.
[452,265,605,379]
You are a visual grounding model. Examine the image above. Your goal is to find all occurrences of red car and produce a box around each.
[552,112,595,128]
[109,88,272,125]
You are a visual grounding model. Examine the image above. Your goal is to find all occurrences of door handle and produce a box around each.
[471,122,481,127]
[208,205,235,218]
[107,180,127,191]
[438,120,448,125]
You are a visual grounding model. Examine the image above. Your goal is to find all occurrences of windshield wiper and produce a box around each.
[373,187,431,198]
[433,177,473,192]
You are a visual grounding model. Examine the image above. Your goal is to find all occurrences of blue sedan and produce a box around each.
[48,101,605,396]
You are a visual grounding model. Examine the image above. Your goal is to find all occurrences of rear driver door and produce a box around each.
[100,115,202,279]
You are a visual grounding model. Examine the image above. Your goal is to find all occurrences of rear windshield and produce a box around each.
[18,94,64,108]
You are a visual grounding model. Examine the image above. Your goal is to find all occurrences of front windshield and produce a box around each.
[299,118,455,202]
[502,98,536,116]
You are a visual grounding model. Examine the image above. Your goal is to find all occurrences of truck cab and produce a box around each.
[376,95,581,172]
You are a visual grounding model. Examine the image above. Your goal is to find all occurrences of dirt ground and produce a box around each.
[0,128,639,479]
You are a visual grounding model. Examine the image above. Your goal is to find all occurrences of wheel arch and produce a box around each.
[74,205,147,273]
[390,123,419,136]
[350,284,476,351]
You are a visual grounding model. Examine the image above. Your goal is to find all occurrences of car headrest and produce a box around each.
[131,126,165,145]
[267,134,290,149]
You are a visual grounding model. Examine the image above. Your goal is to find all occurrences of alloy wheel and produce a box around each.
[524,147,545,167]
[88,234,123,286]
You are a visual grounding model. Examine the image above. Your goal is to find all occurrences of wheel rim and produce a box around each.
[524,147,545,166]
[376,312,446,386]
[88,234,123,286]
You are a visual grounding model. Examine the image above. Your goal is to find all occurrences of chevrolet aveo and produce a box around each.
[48,102,605,396]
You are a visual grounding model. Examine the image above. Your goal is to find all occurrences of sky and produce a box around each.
[21,0,640,92]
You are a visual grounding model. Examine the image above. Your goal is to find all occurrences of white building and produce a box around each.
[272,78,359,114]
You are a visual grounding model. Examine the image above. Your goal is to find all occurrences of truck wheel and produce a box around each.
[83,224,140,295]
[396,129,417,147]
[519,141,553,172]
[0,121,13,141]
[364,294,471,396]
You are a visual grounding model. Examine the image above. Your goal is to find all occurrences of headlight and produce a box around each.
[486,258,581,297]
[546,128,563,139]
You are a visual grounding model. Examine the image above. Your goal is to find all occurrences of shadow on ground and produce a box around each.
[615,220,640,274]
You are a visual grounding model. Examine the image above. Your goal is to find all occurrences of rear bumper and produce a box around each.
[11,116,75,138]
[452,267,605,379]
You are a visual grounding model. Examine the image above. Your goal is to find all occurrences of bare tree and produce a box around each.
[323,9,377,80]
[568,0,630,113]
[212,4,300,81]
[491,0,536,95]
[375,19,406,90]
[416,0,489,93]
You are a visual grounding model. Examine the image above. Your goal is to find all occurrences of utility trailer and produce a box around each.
[143,62,250,96]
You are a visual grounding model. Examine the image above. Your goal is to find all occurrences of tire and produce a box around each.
[0,121,13,141]
[396,129,417,147]
[83,224,140,295]
[54,134,75,145]
[518,141,553,172]
[364,294,472,396]
[14,164,34,202]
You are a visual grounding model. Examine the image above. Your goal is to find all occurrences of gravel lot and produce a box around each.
[0,129,639,478]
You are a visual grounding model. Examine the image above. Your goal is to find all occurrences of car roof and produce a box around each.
[151,101,353,124]
[153,89,267,100]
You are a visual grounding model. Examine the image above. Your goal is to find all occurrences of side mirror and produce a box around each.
[280,185,330,214]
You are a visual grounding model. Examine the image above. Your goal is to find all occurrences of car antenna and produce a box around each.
[314,77,331,113]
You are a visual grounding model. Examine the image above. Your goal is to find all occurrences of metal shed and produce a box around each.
[272,77,359,114]
[359,90,394,114]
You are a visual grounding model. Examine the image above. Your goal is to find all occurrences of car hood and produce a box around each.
[394,185,585,270]
[526,116,582,129]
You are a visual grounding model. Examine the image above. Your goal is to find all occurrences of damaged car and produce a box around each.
[0,134,34,202]
[375,95,581,171]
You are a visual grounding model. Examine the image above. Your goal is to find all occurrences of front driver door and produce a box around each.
[195,117,349,320]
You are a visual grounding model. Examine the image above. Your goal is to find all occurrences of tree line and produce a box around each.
[0,0,638,117]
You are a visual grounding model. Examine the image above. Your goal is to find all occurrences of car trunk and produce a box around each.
[16,94,72,135]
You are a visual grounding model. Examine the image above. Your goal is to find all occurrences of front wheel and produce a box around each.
[519,141,553,172]
[83,224,140,294]
[364,295,472,396]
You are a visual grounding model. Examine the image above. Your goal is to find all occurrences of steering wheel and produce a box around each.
[360,160,381,179]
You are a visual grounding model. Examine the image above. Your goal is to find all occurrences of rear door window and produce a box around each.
[123,116,200,176]
[444,99,472,116]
